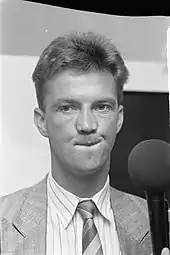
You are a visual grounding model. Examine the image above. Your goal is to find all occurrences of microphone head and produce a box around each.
[128,139,170,192]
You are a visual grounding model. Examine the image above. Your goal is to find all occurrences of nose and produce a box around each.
[76,108,98,134]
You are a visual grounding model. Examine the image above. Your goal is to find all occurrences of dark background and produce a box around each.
[109,91,170,200]
[24,0,169,16]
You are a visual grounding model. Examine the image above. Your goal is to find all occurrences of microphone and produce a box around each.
[128,139,170,255]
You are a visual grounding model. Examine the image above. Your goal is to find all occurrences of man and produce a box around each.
[0,31,169,255]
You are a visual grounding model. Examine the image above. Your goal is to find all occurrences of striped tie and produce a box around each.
[77,200,104,255]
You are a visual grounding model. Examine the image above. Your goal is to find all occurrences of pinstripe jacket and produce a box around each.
[0,175,152,255]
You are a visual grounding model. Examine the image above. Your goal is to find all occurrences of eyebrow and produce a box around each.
[52,98,117,106]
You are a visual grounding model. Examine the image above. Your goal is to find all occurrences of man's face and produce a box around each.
[34,70,123,176]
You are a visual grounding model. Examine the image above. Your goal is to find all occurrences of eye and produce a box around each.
[58,105,76,112]
[96,104,112,111]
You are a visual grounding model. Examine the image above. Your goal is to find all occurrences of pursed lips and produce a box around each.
[75,138,102,147]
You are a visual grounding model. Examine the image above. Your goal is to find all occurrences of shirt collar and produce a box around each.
[47,172,79,229]
[90,176,112,222]
[47,172,112,229]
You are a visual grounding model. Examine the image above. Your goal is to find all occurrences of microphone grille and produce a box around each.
[128,139,170,192]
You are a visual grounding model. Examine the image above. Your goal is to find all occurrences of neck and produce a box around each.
[50,154,110,198]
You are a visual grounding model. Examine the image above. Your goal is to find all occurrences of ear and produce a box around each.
[34,108,48,137]
[116,105,124,134]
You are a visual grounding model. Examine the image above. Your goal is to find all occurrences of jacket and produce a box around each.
[0,175,152,254]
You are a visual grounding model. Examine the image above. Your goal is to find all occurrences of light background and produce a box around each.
[0,0,169,196]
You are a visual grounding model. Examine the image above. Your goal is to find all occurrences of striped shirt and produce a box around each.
[46,172,121,255]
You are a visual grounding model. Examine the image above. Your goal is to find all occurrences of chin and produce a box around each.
[73,160,105,175]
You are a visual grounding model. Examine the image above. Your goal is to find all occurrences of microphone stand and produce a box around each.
[145,191,169,255]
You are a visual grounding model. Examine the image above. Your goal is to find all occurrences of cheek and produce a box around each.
[103,118,118,144]
[46,116,73,145]
[101,114,118,133]
[46,117,63,141]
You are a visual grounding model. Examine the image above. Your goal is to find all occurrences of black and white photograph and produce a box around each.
[0,1,170,254]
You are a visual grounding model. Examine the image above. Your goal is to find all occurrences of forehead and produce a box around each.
[44,70,117,104]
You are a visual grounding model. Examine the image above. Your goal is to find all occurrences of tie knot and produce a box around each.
[77,200,97,220]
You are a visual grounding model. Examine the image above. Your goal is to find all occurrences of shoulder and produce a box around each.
[0,186,31,220]
[110,186,148,225]
[110,186,148,212]
[0,176,47,220]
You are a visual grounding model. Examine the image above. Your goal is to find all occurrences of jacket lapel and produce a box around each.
[110,186,150,254]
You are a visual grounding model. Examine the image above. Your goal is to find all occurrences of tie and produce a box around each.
[77,200,104,255]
